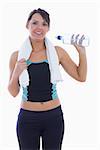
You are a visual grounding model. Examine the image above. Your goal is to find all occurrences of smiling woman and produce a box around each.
[8,8,65,150]
[7,6,88,149]
[1,1,99,150]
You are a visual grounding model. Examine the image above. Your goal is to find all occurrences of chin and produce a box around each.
[30,35,45,41]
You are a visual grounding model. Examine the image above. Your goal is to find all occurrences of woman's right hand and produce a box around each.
[8,52,28,97]
[13,58,27,78]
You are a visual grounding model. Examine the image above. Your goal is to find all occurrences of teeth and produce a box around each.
[35,32,42,35]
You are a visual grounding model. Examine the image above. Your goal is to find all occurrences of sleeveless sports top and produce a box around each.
[22,59,59,102]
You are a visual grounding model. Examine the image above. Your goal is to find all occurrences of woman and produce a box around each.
[8,8,87,150]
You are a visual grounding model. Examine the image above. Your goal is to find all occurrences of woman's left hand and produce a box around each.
[73,43,86,53]
[71,34,86,53]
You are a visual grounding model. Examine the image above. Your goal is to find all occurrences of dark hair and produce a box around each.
[26,8,50,27]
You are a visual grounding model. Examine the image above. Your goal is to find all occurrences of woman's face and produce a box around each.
[27,13,49,41]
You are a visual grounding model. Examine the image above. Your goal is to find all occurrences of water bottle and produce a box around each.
[56,33,89,47]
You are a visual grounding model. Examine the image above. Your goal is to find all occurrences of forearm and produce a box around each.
[77,49,87,81]
[8,72,20,97]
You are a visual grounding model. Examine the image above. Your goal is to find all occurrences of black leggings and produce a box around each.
[16,105,65,150]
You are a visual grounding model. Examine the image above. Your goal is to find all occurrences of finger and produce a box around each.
[79,35,85,45]
[75,34,80,44]
[21,62,28,68]
[71,34,75,44]
[18,58,26,62]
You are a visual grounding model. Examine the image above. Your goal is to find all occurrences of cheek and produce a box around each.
[45,27,49,32]
[27,22,34,30]
[28,26,35,32]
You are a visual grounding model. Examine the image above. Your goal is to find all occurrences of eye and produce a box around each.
[32,21,38,25]
[43,22,48,26]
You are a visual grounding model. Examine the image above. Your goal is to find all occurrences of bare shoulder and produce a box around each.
[9,51,18,70]
[55,45,69,63]
[10,51,18,60]
[10,50,18,61]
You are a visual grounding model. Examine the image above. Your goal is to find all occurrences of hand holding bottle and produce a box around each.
[56,33,89,47]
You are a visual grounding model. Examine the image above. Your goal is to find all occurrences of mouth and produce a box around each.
[34,31,43,36]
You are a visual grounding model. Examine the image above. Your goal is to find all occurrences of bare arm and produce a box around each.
[74,44,87,81]
[55,44,87,82]
[8,51,27,97]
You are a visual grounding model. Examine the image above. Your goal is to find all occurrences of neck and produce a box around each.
[29,37,46,52]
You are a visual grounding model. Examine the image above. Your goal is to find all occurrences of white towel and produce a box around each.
[18,37,63,87]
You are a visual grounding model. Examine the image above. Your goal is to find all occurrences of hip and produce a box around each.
[17,105,64,132]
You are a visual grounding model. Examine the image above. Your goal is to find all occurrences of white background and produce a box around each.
[0,0,100,150]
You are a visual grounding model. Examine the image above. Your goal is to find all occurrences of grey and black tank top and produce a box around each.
[22,59,59,102]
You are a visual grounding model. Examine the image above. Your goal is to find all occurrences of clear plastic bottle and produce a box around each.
[56,33,89,47]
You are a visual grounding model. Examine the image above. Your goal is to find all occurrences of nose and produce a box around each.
[37,23,43,29]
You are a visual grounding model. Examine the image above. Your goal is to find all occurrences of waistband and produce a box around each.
[18,105,63,119]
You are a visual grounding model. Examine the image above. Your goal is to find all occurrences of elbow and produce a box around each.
[77,72,87,82]
[79,77,87,82]
[80,79,86,82]
[11,93,18,97]
[8,85,19,97]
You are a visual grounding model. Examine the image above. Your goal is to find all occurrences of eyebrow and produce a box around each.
[31,19,47,23]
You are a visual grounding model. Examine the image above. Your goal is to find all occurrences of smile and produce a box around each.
[34,32,43,36]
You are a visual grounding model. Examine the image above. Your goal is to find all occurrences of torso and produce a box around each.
[20,48,61,111]
[21,99,61,111]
